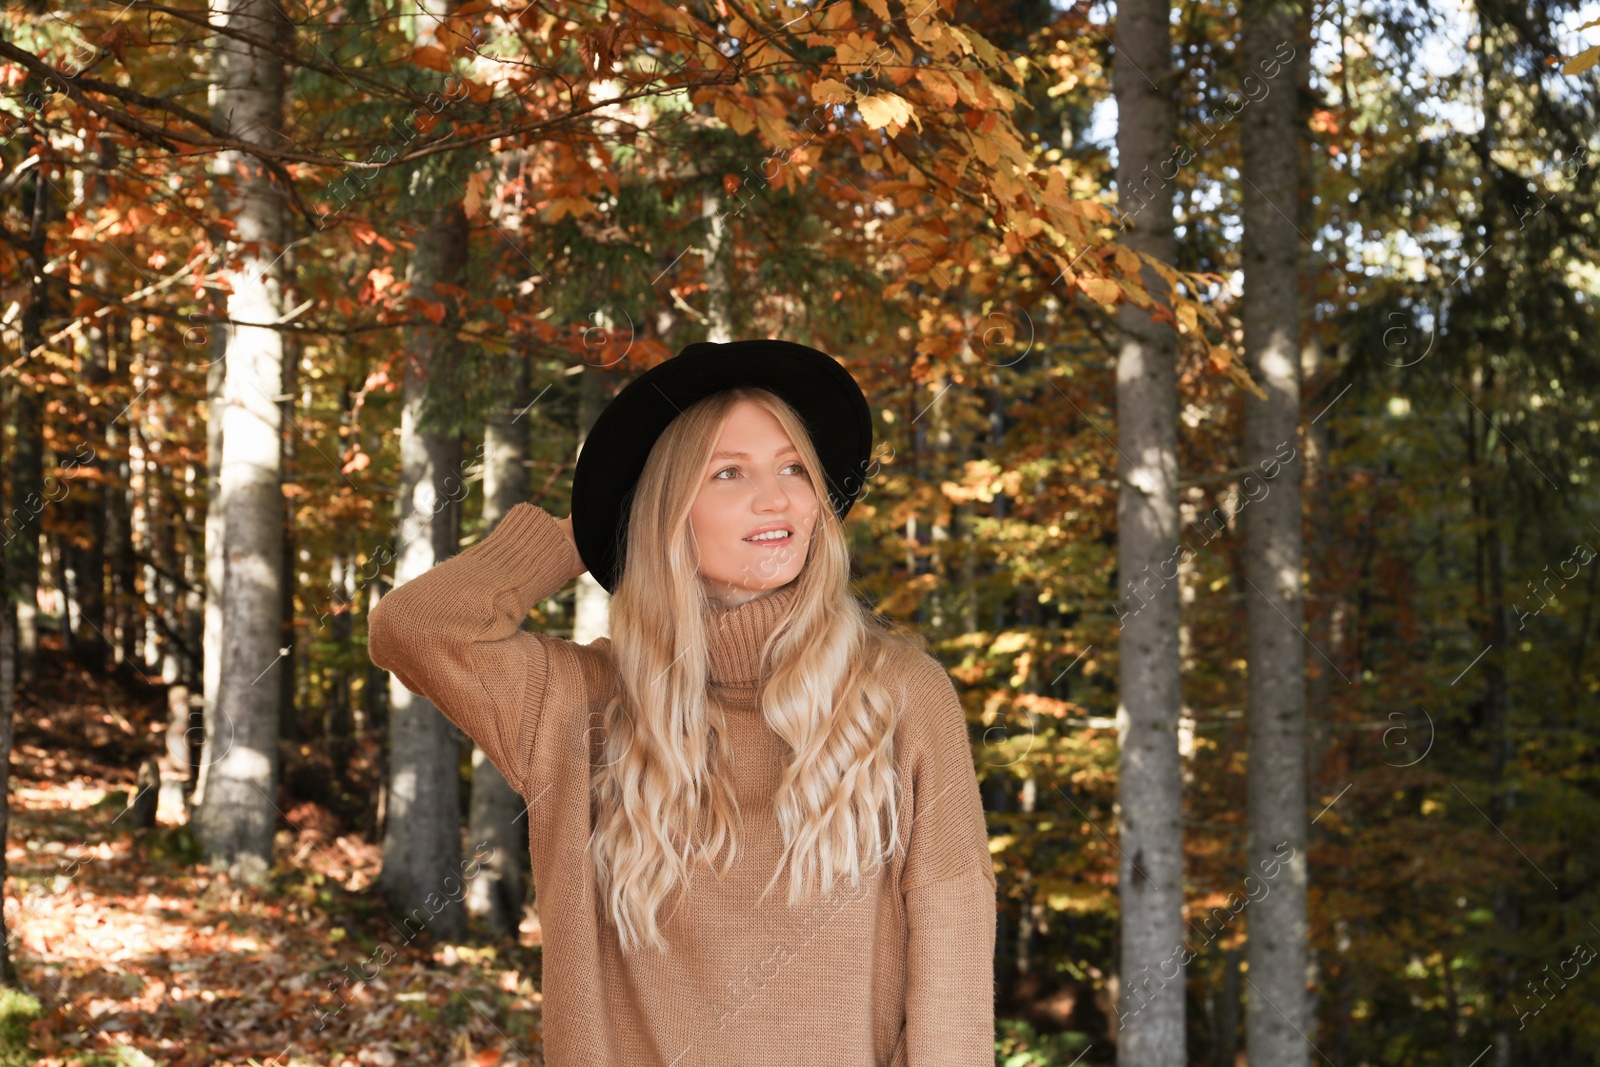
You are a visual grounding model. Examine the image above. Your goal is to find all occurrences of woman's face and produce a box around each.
[688,398,820,608]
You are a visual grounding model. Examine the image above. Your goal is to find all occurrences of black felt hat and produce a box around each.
[570,338,873,593]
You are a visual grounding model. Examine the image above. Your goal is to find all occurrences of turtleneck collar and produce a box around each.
[702,580,800,689]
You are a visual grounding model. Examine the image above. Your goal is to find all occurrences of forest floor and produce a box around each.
[4,643,548,1067]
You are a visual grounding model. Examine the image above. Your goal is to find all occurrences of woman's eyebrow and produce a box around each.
[709,445,800,461]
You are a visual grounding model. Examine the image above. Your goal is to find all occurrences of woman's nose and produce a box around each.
[751,473,788,510]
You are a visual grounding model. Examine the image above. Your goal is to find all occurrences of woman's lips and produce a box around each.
[743,532,792,547]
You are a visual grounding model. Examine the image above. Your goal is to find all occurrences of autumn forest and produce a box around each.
[1,0,1598,1065]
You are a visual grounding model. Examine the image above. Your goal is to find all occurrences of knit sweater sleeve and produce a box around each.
[900,655,998,1066]
[366,502,584,799]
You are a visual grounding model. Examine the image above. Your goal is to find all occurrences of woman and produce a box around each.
[368,339,996,1066]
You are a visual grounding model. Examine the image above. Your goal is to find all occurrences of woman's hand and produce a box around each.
[554,514,589,582]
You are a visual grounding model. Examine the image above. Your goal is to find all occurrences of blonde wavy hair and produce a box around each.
[587,386,926,954]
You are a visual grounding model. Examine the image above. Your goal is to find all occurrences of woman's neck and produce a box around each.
[700,579,790,610]
[701,580,800,687]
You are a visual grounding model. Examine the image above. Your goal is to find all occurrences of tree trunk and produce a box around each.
[107,378,138,669]
[5,143,49,681]
[193,316,228,812]
[192,0,292,884]
[279,304,301,744]
[702,185,733,342]
[0,376,18,986]
[5,378,41,683]
[466,347,534,937]
[1112,1,1185,1063]
[573,365,613,643]
[377,193,471,939]
[10,141,54,671]
[1240,2,1311,1064]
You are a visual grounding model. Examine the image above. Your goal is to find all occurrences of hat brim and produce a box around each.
[570,339,873,593]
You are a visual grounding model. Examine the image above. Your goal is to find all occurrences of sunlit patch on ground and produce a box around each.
[7,656,548,1066]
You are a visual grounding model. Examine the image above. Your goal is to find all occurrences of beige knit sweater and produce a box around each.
[366,502,997,1066]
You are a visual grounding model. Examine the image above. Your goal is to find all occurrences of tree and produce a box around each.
[1110,0,1186,1063]
[466,345,534,938]
[1239,2,1311,1063]
[192,0,293,883]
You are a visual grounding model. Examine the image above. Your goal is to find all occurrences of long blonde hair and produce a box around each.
[588,386,925,954]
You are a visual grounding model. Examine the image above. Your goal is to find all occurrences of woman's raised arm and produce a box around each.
[366,503,589,797]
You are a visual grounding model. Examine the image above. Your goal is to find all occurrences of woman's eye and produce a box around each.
[783,463,808,476]
[713,466,739,480]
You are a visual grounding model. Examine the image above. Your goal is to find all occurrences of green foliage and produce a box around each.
[994,1018,1093,1066]
[0,988,42,1067]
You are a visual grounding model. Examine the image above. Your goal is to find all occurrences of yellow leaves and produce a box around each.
[714,93,757,135]
[1563,45,1600,75]
[972,130,1000,166]
[411,45,453,72]
[1045,881,1111,915]
[833,32,881,71]
[1176,302,1201,337]
[990,631,1031,656]
[1012,214,1045,239]
[1077,275,1120,308]
[862,0,892,19]
[874,571,938,616]
[810,77,854,107]
[858,92,920,134]
[1111,244,1142,279]
[1563,17,1600,72]
[942,459,1006,504]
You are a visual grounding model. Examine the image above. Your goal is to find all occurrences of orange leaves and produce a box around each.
[411,45,453,73]
[97,25,145,66]
[341,448,371,475]
[364,266,395,297]
[544,197,594,222]
[462,169,489,217]
[351,225,396,253]
[578,24,629,76]
[714,92,757,135]
[917,67,963,108]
